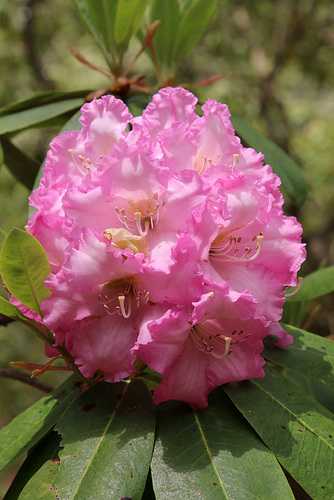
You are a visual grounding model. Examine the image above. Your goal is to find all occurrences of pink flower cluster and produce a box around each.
[27,88,305,407]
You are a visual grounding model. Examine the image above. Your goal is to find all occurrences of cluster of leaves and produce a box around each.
[0,1,333,498]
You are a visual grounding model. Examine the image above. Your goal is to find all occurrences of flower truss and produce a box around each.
[24,87,305,408]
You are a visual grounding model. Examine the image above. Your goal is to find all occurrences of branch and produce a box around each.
[0,366,54,393]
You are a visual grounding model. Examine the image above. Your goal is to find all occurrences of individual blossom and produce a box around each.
[21,87,305,406]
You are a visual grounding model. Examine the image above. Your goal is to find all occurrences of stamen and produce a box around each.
[117,294,132,319]
[210,336,232,359]
[68,149,85,176]
[284,277,303,297]
[210,232,263,262]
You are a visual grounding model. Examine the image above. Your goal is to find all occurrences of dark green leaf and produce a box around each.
[126,94,152,118]
[0,228,51,313]
[50,379,155,499]
[114,0,150,47]
[231,115,308,206]
[283,370,334,413]
[286,266,334,302]
[172,0,217,63]
[151,387,293,499]
[0,140,3,166]
[0,375,80,473]
[225,366,334,499]
[0,99,83,135]
[0,90,90,116]
[263,324,334,388]
[150,0,180,70]
[4,431,61,500]
[0,136,40,190]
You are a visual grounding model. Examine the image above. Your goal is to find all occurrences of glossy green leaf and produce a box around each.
[0,136,40,190]
[286,265,334,302]
[172,0,217,63]
[0,98,83,135]
[263,324,334,388]
[4,431,61,500]
[16,461,60,500]
[87,0,118,54]
[74,0,109,52]
[49,379,155,499]
[225,366,334,499]
[0,228,51,313]
[283,370,334,414]
[0,375,80,473]
[231,115,308,206]
[114,0,150,47]
[151,387,293,499]
[150,0,180,69]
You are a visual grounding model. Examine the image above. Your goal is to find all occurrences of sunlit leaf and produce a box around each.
[286,265,334,302]
[231,115,308,206]
[0,99,83,135]
[0,376,80,473]
[263,324,334,388]
[225,366,334,499]
[0,136,40,190]
[151,387,293,499]
[0,228,51,313]
[50,380,155,499]
[114,0,150,47]
[172,0,217,63]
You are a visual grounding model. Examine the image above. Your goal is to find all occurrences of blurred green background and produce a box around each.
[0,0,333,493]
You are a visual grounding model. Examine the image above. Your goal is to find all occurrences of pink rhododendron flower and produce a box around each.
[23,87,305,408]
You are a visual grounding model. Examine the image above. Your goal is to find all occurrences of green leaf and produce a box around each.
[0,296,27,322]
[150,0,180,69]
[0,375,80,473]
[0,228,51,314]
[126,94,152,118]
[231,115,308,206]
[172,0,217,63]
[263,324,334,388]
[87,0,118,55]
[0,228,7,252]
[74,0,110,53]
[286,265,334,302]
[0,90,90,116]
[0,98,83,135]
[151,387,293,499]
[114,0,150,47]
[50,379,155,499]
[4,431,61,500]
[0,140,3,166]
[0,136,40,190]
[225,365,334,499]
[15,461,60,500]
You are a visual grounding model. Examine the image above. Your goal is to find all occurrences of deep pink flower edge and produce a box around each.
[22,87,306,408]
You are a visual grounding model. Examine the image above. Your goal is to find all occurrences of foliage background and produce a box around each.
[0,0,333,495]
